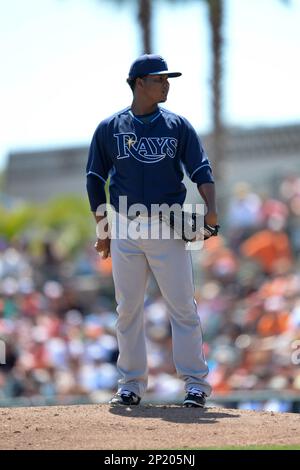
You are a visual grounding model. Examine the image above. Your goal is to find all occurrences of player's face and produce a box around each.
[141,74,170,103]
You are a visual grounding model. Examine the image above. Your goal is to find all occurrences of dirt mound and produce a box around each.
[0,404,299,450]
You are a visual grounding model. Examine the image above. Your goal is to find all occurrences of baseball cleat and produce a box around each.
[109,390,141,406]
[183,389,207,408]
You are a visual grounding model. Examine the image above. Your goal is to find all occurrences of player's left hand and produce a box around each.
[203,211,219,240]
[204,211,218,227]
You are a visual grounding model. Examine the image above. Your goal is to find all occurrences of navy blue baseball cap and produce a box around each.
[127,54,182,80]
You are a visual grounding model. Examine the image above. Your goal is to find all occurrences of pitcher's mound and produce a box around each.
[1,404,299,450]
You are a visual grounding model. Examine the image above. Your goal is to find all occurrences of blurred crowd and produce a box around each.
[197,175,300,412]
[1,175,300,411]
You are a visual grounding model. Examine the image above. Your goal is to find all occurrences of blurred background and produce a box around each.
[1,0,300,412]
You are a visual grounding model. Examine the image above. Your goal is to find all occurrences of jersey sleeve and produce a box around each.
[86,121,113,183]
[86,121,113,212]
[180,118,214,185]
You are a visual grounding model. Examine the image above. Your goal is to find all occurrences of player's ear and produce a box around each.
[136,77,145,90]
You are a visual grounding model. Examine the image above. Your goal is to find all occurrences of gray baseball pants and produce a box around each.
[110,215,211,398]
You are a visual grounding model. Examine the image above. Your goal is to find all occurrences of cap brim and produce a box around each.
[148,70,182,78]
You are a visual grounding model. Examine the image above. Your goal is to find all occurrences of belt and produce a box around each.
[118,212,160,221]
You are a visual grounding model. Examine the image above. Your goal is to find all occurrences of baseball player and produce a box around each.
[86,54,219,407]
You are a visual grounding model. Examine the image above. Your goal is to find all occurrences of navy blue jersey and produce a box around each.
[86,106,214,213]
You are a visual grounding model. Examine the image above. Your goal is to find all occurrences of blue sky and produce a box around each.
[0,0,300,170]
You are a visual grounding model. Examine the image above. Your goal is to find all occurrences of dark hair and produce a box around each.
[127,78,137,92]
[126,77,142,91]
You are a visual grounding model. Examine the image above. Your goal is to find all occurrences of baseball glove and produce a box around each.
[201,222,220,240]
[159,211,220,242]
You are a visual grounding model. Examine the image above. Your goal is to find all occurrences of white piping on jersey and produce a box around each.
[190,163,211,180]
[128,110,161,124]
[86,170,106,184]
[150,112,161,123]
[129,111,144,124]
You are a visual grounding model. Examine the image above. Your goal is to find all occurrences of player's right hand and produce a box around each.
[94,238,111,259]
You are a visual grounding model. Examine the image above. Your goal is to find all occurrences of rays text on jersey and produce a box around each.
[114,133,178,163]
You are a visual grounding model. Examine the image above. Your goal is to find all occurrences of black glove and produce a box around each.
[202,223,220,240]
[159,211,220,242]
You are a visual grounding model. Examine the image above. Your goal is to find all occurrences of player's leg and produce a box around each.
[145,236,211,398]
[110,235,150,400]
